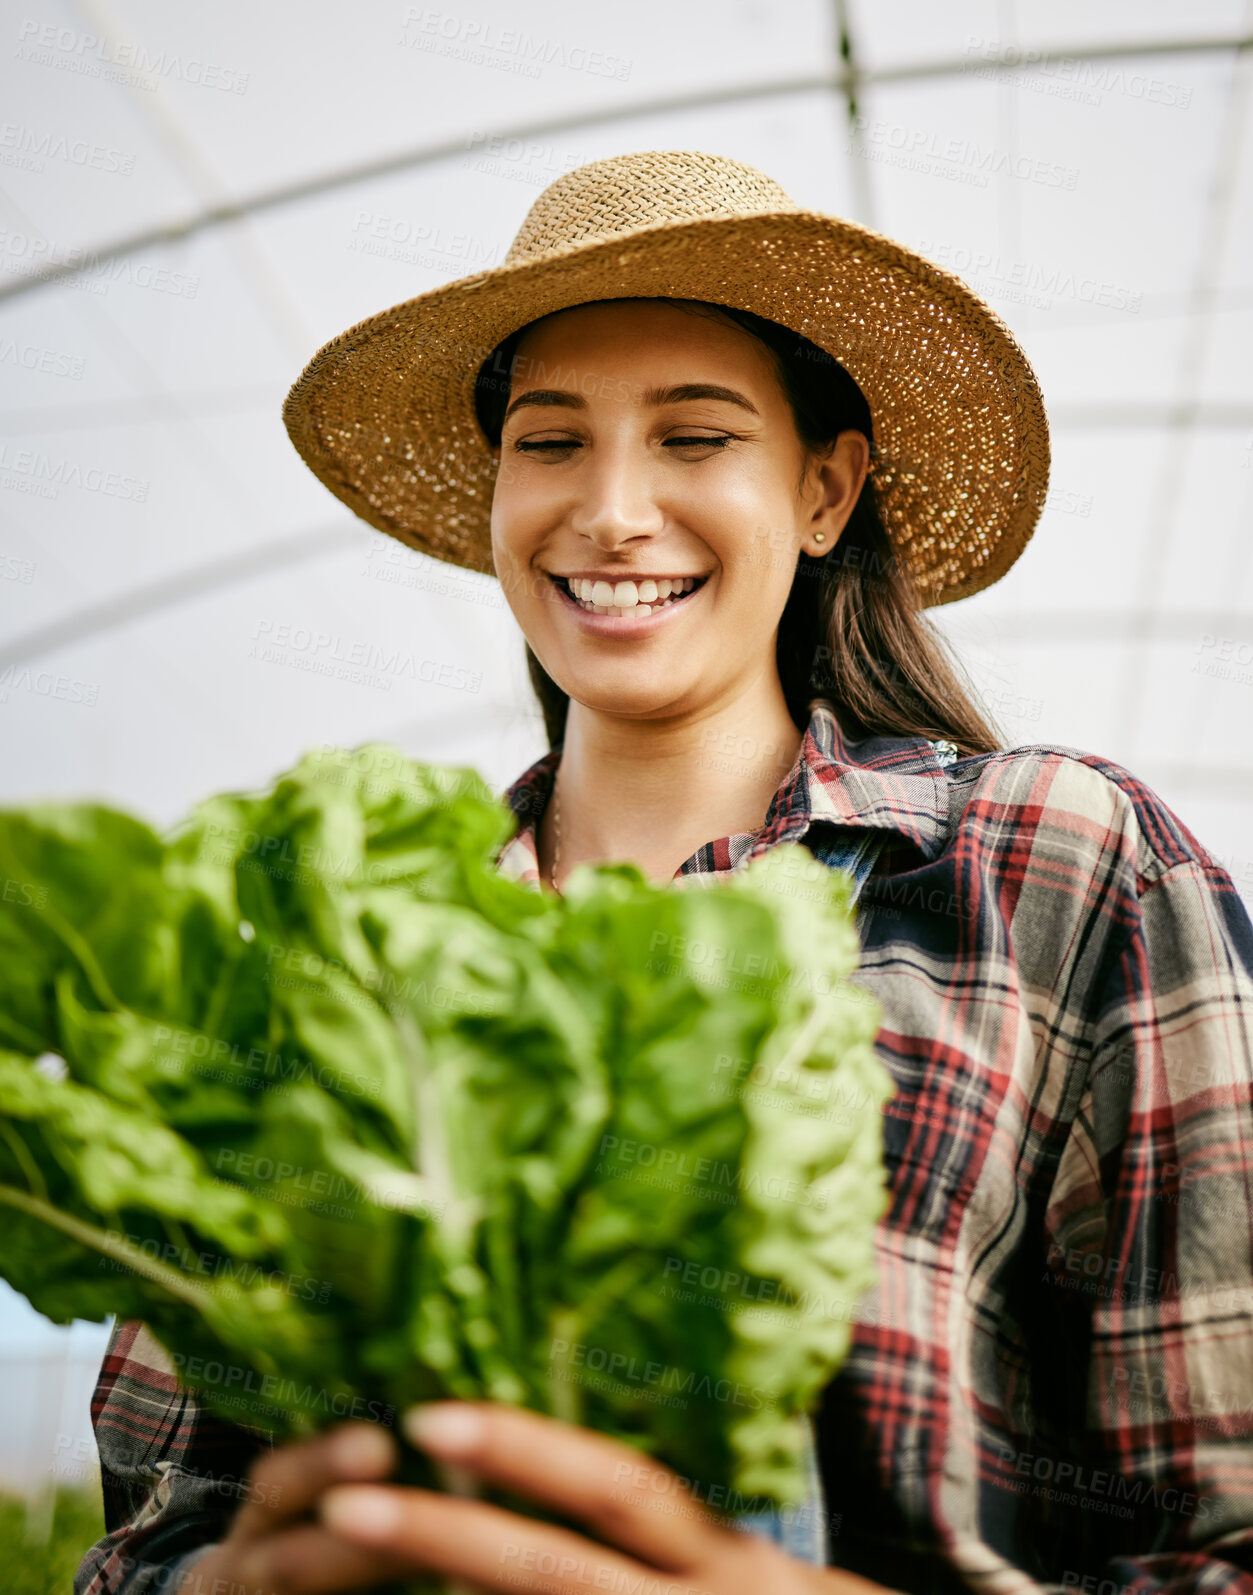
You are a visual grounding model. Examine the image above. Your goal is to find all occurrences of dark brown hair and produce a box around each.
[474,297,1004,755]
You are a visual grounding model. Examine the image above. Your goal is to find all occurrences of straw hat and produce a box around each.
[283,149,1049,606]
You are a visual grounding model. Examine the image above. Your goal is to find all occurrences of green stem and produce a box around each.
[392,1009,479,1232]
[43,911,124,1014]
[394,1010,446,1196]
[547,1306,582,1426]
[201,941,245,1042]
[0,1182,217,1315]
[545,1247,657,1426]
[0,1123,48,1203]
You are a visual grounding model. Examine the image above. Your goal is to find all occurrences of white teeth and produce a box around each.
[560,575,702,616]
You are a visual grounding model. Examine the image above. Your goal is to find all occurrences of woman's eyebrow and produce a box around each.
[503,388,584,422]
[502,382,760,423]
[641,382,760,415]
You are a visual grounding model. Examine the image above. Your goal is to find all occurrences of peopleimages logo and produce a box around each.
[167,1352,395,1424]
[14,20,250,93]
[0,666,99,707]
[0,337,85,380]
[917,239,1143,313]
[0,443,149,500]
[1000,1443,1213,1520]
[0,229,199,297]
[249,619,482,694]
[849,115,1080,190]
[548,1337,775,1412]
[963,38,1192,110]
[399,8,633,81]
[0,119,135,174]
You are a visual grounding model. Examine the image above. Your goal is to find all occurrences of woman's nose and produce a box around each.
[567,447,666,549]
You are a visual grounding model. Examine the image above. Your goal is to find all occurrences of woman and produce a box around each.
[79,152,1253,1595]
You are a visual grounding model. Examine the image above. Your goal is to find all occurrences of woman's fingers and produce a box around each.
[230,1420,399,1544]
[320,1482,677,1595]
[404,1401,726,1569]
[229,1522,418,1595]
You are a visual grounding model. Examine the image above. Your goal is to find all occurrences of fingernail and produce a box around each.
[332,1424,395,1474]
[403,1402,484,1456]
[321,1485,402,1542]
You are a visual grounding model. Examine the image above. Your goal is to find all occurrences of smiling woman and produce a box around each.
[474,296,1004,755]
[470,293,1007,890]
[79,149,1253,1595]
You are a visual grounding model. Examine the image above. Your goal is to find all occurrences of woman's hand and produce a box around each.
[174,1419,421,1595]
[316,1399,896,1595]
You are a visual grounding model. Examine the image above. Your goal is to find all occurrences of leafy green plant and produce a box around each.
[0,746,890,1508]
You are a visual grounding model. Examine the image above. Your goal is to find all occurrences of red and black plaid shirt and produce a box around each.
[77,698,1253,1595]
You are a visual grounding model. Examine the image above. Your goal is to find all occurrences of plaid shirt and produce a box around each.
[77,697,1253,1595]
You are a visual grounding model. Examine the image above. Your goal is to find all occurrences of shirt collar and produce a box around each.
[495,696,954,886]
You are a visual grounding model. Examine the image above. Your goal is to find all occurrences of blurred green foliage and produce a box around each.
[0,1485,104,1595]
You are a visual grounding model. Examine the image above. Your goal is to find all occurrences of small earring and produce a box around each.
[814,532,826,544]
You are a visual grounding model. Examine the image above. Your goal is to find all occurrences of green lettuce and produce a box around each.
[0,745,890,1509]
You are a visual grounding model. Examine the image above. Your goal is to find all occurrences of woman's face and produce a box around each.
[489,299,867,723]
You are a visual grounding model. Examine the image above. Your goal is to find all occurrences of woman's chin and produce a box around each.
[552,674,698,718]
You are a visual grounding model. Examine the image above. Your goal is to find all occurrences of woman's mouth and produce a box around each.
[546,573,709,619]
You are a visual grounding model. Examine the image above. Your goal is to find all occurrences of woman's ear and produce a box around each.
[803,430,869,556]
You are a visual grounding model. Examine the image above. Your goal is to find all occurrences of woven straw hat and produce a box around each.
[283,149,1049,606]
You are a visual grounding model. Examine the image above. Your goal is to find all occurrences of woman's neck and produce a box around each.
[537,680,807,888]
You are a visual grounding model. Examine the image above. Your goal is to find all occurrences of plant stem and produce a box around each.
[0,1182,218,1314]
[0,1122,48,1203]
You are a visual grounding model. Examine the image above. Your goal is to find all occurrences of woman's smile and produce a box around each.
[544,568,713,633]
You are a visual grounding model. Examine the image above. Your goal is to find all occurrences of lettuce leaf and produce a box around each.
[0,745,890,1506]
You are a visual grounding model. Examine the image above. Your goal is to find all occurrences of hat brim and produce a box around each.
[282,209,1049,607]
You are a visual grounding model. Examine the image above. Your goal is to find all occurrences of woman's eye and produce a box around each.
[513,438,579,453]
[511,434,734,454]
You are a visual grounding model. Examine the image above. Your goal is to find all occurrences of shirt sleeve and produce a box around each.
[1043,853,1253,1592]
[75,1318,272,1595]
